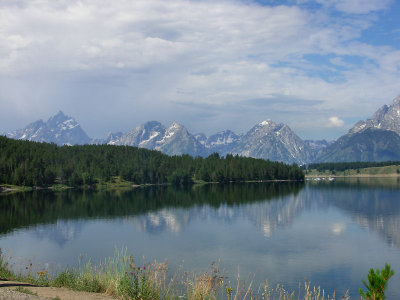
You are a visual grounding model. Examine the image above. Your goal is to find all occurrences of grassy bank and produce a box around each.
[1,176,304,195]
[0,184,73,194]
[0,184,34,194]
[0,177,161,194]
[0,249,337,300]
[305,164,400,177]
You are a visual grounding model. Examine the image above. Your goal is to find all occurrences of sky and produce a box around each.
[1,0,400,140]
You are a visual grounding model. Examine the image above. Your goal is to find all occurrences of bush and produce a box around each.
[359,263,394,300]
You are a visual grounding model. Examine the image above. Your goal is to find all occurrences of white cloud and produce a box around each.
[327,116,345,127]
[0,0,399,139]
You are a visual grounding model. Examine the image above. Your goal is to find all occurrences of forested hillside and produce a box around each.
[0,136,304,187]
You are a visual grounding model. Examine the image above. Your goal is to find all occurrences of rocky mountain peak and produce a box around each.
[257,119,279,129]
[168,122,184,130]
[6,111,90,145]
[259,119,272,126]
[317,95,400,163]
[392,95,400,105]
[163,122,187,139]
[116,121,166,148]
[349,95,400,136]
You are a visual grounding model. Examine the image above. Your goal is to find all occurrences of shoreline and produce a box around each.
[305,173,400,178]
[0,179,304,194]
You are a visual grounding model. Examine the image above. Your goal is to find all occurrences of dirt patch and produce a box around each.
[0,288,48,300]
[0,281,115,300]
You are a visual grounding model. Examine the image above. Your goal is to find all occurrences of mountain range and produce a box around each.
[4,95,400,164]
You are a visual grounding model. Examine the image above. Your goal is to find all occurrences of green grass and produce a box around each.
[49,184,72,191]
[95,176,140,190]
[0,249,341,300]
[0,184,33,193]
[0,248,15,280]
[1,177,138,194]
[306,165,400,177]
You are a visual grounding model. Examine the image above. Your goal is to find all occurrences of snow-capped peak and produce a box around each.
[259,119,272,126]
[348,95,400,136]
[169,122,183,130]
[6,111,91,145]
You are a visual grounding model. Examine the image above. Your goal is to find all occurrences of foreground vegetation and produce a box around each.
[2,249,381,300]
[0,136,304,188]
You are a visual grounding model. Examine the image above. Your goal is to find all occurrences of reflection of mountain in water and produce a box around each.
[308,178,400,249]
[129,209,191,234]
[353,214,400,248]
[125,180,400,247]
[245,193,313,238]
[0,183,303,241]
[33,220,85,246]
[118,184,309,238]
[1,179,400,249]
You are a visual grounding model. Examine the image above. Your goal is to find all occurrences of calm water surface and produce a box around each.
[1,178,400,298]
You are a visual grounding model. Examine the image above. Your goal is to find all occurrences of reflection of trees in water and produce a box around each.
[1,179,400,250]
[0,182,303,235]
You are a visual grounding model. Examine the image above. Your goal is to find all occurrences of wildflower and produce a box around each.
[130,271,134,275]
[143,266,146,270]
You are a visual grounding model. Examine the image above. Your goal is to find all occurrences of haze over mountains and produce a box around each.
[5,96,400,164]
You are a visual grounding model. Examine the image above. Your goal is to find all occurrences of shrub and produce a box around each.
[359,263,394,300]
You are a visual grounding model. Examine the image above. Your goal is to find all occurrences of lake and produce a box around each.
[1,178,400,298]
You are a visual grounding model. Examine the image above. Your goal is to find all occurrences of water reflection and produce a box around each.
[309,178,400,249]
[33,220,85,246]
[1,180,400,249]
[0,182,303,236]
[1,179,400,298]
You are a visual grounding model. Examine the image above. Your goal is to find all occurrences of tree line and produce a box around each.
[0,136,304,187]
[304,161,400,172]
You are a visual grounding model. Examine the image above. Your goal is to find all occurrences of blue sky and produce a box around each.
[1,0,400,140]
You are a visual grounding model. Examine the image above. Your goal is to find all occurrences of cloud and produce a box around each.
[245,94,323,107]
[0,0,399,140]
[327,116,344,127]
